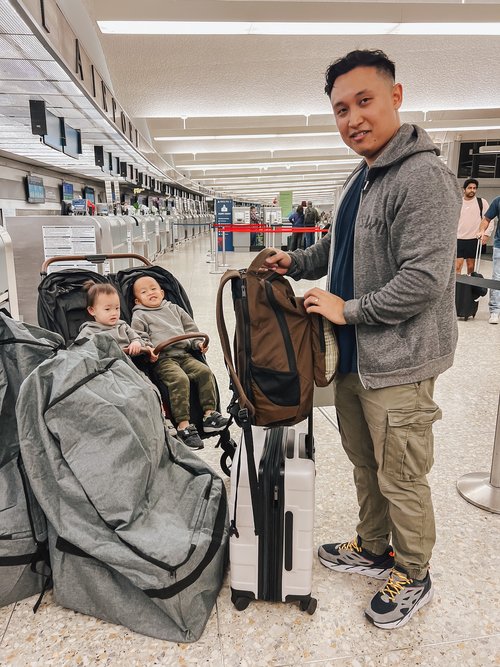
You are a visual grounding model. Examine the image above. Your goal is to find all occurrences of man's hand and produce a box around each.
[125,340,142,356]
[264,249,292,275]
[304,287,346,325]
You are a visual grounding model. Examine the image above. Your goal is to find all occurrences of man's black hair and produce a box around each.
[463,178,479,189]
[324,49,395,97]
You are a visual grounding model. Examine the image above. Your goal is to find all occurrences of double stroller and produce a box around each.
[37,252,235,475]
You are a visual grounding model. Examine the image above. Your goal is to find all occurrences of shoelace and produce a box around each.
[339,538,362,553]
[381,569,413,602]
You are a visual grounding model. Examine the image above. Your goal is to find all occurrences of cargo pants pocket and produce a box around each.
[383,407,442,480]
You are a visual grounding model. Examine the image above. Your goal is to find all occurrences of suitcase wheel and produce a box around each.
[299,597,317,615]
[233,596,251,611]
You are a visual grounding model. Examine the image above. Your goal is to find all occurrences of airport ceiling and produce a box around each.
[2,0,500,204]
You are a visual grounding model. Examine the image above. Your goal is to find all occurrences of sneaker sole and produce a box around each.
[318,556,393,580]
[203,425,228,433]
[365,586,434,630]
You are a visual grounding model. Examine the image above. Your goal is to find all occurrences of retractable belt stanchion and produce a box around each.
[220,225,228,268]
[209,224,224,274]
[207,223,215,264]
[457,393,500,514]
[456,272,500,514]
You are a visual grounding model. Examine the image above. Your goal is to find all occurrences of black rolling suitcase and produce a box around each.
[456,240,488,320]
[229,418,317,615]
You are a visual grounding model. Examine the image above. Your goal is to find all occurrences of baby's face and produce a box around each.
[89,292,120,326]
[134,277,164,308]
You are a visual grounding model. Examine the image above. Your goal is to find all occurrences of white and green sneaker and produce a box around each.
[365,567,433,629]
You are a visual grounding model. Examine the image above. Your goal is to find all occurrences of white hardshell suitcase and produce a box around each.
[229,420,317,614]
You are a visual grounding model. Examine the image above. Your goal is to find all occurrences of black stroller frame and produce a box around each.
[37,252,236,476]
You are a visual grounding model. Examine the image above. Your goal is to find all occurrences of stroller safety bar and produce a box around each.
[154,332,209,356]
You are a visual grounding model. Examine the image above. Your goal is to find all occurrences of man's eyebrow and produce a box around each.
[333,88,372,109]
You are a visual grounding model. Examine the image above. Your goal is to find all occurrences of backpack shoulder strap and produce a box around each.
[216,270,255,417]
[477,196,483,217]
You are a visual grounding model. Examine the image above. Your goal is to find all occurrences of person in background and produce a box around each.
[303,201,320,248]
[265,49,461,630]
[250,205,262,247]
[288,204,304,251]
[478,197,500,324]
[456,178,492,275]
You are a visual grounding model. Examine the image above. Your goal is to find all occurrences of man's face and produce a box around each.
[88,292,120,327]
[133,277,164,307]
[331,66,402,166]
[464,183,477,199]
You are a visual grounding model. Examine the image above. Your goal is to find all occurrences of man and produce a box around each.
[479,199,500,324]
[265,49,461,629]
[456,178,490,275]
[303,201,320,248]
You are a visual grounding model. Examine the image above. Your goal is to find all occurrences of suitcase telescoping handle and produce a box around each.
[474,238,482,274]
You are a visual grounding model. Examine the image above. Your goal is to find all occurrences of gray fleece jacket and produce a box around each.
[76,320,151,348]
[131,300,203,355]
[287,123,462,389]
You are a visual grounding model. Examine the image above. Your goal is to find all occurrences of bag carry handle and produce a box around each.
[216,270,256,417]
[474,238,482,274]
[247,247,279,275]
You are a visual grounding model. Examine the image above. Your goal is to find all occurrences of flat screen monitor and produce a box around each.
[63,124,81,158]
[61,181,74,202]
[25,175,45,203]
[83,186,95,203]
[43,110,63,151]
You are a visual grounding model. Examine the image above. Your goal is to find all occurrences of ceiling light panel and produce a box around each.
[98,20,500,37]
[0,4,31,34]
[0,59,43,80]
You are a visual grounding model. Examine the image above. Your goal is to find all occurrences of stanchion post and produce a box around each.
[221,224,228,267]
[209,223,224,274]
[457,393,500,514]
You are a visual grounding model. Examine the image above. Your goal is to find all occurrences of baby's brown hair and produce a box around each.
[83,281,119,308]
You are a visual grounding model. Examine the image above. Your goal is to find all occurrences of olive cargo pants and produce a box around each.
[156,352,217,424]
[335,374,441,580]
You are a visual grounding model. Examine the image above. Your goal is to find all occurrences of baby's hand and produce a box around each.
[126,340,142,356]
[198,341,209,354]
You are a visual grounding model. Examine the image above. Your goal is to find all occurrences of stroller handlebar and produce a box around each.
[153,333,209,356]
[40,253,152,275]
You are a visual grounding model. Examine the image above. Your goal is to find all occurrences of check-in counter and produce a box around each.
[0,226,19,319]
[171,211,181,244]
[156,215,170,255]
[5,214,135,325]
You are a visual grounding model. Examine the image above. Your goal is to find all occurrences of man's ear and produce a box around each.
[392,82,403,111]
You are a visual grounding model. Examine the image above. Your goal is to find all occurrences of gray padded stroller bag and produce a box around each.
[16,336,228,642]
[0,313,62,607]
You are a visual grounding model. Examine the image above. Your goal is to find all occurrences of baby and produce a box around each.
[77,281,156,359]
[131,275,228,450]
